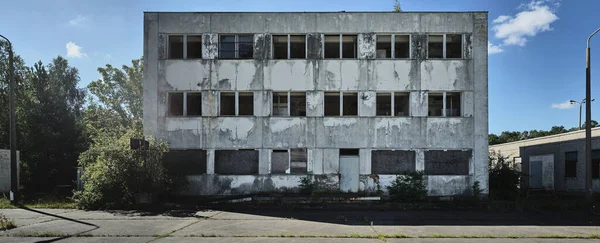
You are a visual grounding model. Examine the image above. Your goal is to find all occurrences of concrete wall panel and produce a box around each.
[421,60,471,91]
[373,61,412,91]
[205,117,263,149]
[264,118,308,148]
[426,118,473,149]
[266,61,315,91]
[372,118,423,148]
[165,119,203,149]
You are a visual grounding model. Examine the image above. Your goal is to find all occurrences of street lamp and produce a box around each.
[0,34,17,203]
[585,27,600,198]
[570,98,595,129]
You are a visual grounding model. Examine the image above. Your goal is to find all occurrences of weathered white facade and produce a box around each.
[143,12,489,197]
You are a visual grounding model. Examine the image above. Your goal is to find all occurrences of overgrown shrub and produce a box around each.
[74,130,172,209]
[472,181,483,199]
[386,171,427,202]
[0,213,16,230]
[489,150,521,200]
[299,176,315,195]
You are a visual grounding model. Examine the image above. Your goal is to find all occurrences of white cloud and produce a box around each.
[492,0,559,47]
[488,41,504,55]
[66,42,87,58]
[69,15,89,27]
[551,100,575,109]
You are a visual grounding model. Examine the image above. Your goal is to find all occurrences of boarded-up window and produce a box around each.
[220,92,236,116]
[290,148,307,174]
[163,150,207,175]
[372,150,416,174]
[424,150,471,175]
[565,151,577,178]
[394,92,409,116]
[428,35,443,58]
[324,92,340,116]
[343,93,358,116]
[271,150,289,174]
[168,93,184,116]
[215,150,259,175]
[168,35,184,59]
[187,35,202,59]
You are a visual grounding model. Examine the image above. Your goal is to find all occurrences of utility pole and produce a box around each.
[0,34,17,203]
[585,28,600,198]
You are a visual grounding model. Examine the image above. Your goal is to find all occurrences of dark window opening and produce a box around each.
[372,150,416,174]
[394,92,409,116]
[324,92,340,116]
[324,35,340,58]
[428,93,443,116]
[446,92,461,117]
[593,158,600,179]
[394,35,410,59]
[168,93,183,116]
[163,150,207,175]
[376,93,392,116]
[272,92,288,116]
[290,148,307,174]
[565,151,577,178]
[215,150,259,175]
[290,35,306,59]
[219,35,254,59]
[238,92,254,116]
[220,92,235,116]
[428,35,443,58]
[340,149,359,156]
[187,35,202,59]
[376,35,392,58]
[271,150,289,174]
[186,92,202,116]
[272,35,287,59]
[343,93,358,116]
[446,34,462,59]
[342,35,357,59]
[425,150,471,175]
[290,92,306,116]
[168,35,184,59]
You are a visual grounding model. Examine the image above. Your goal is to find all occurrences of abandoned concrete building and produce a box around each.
[142,11,489,197]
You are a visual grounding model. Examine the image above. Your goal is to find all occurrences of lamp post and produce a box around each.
[0,34,17,203]
[585,28,600,198]
[570,98,595,129]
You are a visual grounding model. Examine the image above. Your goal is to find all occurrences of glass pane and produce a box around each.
[238,35,254,43]
[187,35,202,59]
[376,93,392,116]
[446,34,462,58]
[394,92,409,116]
[186,92,202,116]
[273,35,288,59]
[272,92,288,116]
[428,35,443,58]
[428,93,443,116]
[168,35,184,59]
[238,92,254,116]
[376,35,392,58]
[342,35,357,59]
[343,93,358,116]
[220,92,235,116]
[168,93,184,116]
[394,35,410,59]
[324,35,340,58]
[324,92,340,116]
[289,35,306,59]
[238,43,254,59]
[446,92,461,117]
[290,92,306,116]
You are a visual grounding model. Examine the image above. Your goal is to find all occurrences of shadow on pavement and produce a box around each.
[17,206,99,243]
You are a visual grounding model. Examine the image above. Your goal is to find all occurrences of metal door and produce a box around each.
[530,160,543,189]
[339,155,359,192]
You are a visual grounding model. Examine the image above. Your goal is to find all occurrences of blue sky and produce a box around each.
[1,0,600,134]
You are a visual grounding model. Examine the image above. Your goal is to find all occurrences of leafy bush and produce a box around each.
[386,171,427,202]
[472,181,483,199]
[0,213,16,230]
[489,150,521,200]
[74,130,171,209]
[299,176,315,195]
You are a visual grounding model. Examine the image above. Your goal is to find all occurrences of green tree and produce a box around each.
[393,0,402,12]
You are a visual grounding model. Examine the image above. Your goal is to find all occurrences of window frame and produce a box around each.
[427,33,464,59]
[323,34,358,59]
[218,34,254,59]
[375,92,410,117]
[271,34,307,59]
[167,91,202,117]
[219,91,254,116]
[270,148,308,175]
[272,91,306,117]
[376,34,411,59]
[428,91,462,117]
[167,34,203,60]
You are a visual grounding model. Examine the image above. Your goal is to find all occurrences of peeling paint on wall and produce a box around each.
[219,118,255,141]
[323,118,357,127]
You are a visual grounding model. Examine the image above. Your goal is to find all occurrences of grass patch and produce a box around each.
[12,231,68,237]
[0,195,77,209]
[0,213,16,230]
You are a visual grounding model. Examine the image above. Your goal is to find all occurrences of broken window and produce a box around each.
[290,92,306,116]
[271,150,289,174]
[186,35,202,59]
[168,35,184,59]
[394,35,410,59]
[428,35,443,58]
[290,35,306,59]
[272,92,288,116]
[291,148,307,174]
[238,92,254,116]
[220,92,236,116]
[376,93,392,116]
[342,35,357,58]
[394,92,409,116]
[445,92,461,117]
[372,150,416,174]
[340,149,359,156]
[343,92,358,116]
[565,151,577,178]
[272,35,288,59]
[186,92,202,116]
[324,92,341,116]
[376,35,392,58]
[168,92,184,116]
[324,35,340,58]
[215,150,259,175]
[425,150,471,175]
[428,93,443,116]
[446,34,462,59]
[219,34,254,59]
